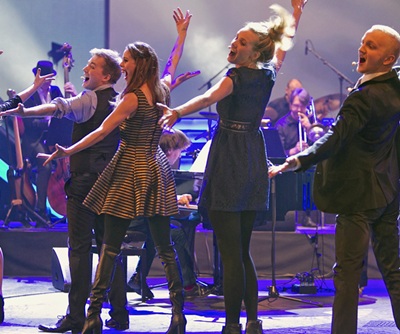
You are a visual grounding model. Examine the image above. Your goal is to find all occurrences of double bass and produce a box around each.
[47,43,74,217]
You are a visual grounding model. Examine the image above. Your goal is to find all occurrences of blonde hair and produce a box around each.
[369,25,400,62]
[244,4,295,66]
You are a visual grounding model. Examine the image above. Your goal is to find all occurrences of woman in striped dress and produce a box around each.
[43,41,187,334]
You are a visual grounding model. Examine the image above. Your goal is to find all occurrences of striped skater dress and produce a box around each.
[83,89,178,220]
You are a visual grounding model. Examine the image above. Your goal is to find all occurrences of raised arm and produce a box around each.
[275,0,308,73]
[161,8,193,89]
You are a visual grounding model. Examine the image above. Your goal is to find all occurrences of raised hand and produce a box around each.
[173,7,192,34]
[291,0,308,11]
[33,68,55,89]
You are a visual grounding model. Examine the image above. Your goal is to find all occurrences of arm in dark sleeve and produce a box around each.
[0,96,22,111]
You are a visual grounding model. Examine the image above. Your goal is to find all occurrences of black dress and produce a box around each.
[199,66,275,212]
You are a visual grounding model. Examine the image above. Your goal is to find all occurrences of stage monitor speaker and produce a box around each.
[51,247,71,292]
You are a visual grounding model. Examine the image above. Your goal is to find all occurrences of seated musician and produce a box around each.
[126,129,211,299]
[275,87,318,227]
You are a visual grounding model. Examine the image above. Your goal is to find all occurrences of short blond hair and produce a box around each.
[369,25,400,62]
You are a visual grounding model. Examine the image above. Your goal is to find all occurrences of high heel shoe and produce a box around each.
[166,313,187,334]
[81,314,102,334]
[245,319,263,334]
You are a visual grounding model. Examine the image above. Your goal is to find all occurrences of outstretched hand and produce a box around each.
[157,103,180,130]
[0,103,25,117]
[268,156,299,178]
[37,144,70,166]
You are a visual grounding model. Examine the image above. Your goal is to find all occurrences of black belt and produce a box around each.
[219,119,257,132]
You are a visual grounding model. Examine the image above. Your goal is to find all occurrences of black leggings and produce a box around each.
[208,210,258,324]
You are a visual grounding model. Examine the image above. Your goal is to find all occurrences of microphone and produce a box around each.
[305,40,308,55]
[351,61,358,66]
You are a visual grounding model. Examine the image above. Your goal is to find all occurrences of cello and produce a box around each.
[47,43,74,217]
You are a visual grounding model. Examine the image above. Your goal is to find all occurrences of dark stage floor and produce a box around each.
[1,277,398,333]
[0,218,396,333]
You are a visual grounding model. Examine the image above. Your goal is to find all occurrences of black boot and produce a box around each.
[157,245,186,334]
[82,244,120,334]
[245,320,263,334]
[222,323,242,334]
[107,253,129,331]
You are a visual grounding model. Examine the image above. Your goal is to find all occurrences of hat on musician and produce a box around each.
[32,60,57,76]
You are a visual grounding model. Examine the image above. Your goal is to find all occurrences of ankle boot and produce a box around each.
[222,323,242,334]
[157,245,186,334]
[245,320,263,334]
[82,244,120,334]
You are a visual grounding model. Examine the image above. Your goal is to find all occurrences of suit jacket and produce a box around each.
[297,69,400,214]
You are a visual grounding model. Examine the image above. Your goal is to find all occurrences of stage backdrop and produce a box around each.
[1,1,398,108]
[109,0,399,110]
[0,0,106,99]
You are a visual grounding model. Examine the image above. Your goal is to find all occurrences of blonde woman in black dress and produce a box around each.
[158,1,307,333]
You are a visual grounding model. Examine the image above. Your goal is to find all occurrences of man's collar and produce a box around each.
[359,71,390,85]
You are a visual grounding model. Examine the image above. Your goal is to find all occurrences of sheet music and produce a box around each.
[189,140,211,173]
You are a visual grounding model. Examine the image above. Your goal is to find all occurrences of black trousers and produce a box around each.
[65,174,127,326]
[332,196,400,334]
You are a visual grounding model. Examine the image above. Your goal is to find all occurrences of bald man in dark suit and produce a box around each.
[270,25,400,334]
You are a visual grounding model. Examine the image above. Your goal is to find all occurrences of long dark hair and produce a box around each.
[122,42,169,104]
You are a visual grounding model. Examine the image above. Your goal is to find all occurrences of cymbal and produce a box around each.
[314,93,346,119]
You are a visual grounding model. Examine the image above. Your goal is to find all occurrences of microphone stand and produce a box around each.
[258,175,323,307]
[305,40,355,106]
[198,64,230,91]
